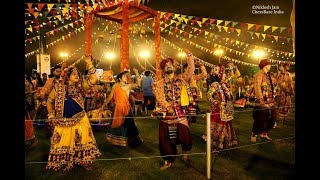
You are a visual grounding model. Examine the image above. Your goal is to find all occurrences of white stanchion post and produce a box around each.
[206,112,211,179]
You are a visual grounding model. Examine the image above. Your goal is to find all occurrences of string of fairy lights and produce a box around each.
[24,2,294,69]
[159,18,294,60]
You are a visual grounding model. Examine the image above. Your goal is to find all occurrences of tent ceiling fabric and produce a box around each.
[95,4,156,22]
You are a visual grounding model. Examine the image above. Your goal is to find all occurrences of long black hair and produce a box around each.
[116,71,129,82]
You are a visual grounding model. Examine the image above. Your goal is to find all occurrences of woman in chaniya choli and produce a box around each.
[276,63,294,124]
[202,64,238,150]
[101,69,143,147]
[45,55,101,171]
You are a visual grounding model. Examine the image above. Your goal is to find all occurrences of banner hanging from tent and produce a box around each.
[37,54,51,76]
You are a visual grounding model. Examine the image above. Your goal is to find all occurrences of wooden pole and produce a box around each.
[206,112,211,179]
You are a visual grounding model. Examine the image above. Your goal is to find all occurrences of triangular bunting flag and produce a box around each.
[248,23,254,30]
[181,15,187,19]
[248,31,253,36]
[176,16,183,22]
[64,4,70,11]
[69,23,74,28]
[34,25,39,31]
[273,35,278,41]
[216,25,221,31]
[235,29,241,34]
[202,18,209,23]
[255,24,262,31]
[196,21,202,27]
[231,21,238,27]
[230,28,234,33]
[27,27,33,33]
[182,17,188,24]
[272,26,279,32]
[93,3,99,10]
[222,26,228,32]
[189,34,193,38]
[37,3,46,12]
[182,24,187,29]
[209,24,215,29]
[279,27,287,33]
[255,32,260,38]
[47,4,54,12]
[174,13,180,19]
[101,0,107,6]
[287,38,291,43]
[210,33,214,38]
[61,8,69,17]
[188,16,194,20]
[264,25,270,32]
[160,12,166,18]
[28,9,35,16]
[33,12,39,19]
[205,31,209,36]
[261,33,266,39]
[209,19,215,24]
[224,21,231,26]
[217,20,223,25]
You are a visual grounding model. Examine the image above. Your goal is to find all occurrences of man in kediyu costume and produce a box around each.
[152,49,194,170]
[251,59,276,143]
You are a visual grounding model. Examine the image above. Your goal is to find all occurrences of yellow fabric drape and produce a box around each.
[180,85,189,106]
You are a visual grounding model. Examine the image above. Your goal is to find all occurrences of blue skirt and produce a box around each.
[106,111,143,147]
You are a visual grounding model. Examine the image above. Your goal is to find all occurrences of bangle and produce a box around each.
[88,68,96,74]
[88,65,94,70]
[47,97,54,103]
[87,78,94,87]
[47,112,55,118]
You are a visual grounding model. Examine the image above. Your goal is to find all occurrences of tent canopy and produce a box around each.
[92,1,159,23]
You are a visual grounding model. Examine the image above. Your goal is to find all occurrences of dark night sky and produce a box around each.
[147,0,293,26]
[24,0,294,75]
